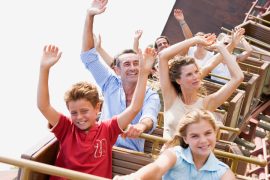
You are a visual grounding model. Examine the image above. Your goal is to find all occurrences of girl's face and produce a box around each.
[177,64,201,90]
[68,99,100,131]
[183,120,216,159]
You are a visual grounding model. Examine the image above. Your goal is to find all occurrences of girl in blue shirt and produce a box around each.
[114,109,236,180]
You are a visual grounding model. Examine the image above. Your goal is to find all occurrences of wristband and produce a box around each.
[179,20,186,26]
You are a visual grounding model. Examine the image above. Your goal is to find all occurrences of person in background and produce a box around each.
[211,28,252,83]
[174,8,215,68]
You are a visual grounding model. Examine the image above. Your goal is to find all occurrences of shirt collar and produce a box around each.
[181,147,220,171]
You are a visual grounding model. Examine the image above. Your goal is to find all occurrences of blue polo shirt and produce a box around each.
[81,48,160,152]
[163,146,229,180]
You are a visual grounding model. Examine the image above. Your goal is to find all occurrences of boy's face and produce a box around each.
[68,98,100,131]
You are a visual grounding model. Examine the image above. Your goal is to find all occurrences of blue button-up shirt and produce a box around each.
[163,146,229,180]
[81,48,160,152]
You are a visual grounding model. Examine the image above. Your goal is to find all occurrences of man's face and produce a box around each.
[116,53,140,84]
[156,38,169,53]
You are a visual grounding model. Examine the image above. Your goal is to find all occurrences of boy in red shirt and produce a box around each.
[37,43,156,179]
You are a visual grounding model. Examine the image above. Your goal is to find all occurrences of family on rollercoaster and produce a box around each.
[36,0,252,179]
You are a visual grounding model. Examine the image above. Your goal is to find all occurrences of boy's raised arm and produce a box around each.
[37,45,62,127]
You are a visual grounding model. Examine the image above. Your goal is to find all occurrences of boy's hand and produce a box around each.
[40,45,62,68]
[121,124,144,139]
[139,47,157,74]
[88,0,108,16]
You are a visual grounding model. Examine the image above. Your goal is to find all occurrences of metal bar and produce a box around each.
[139,133,267,167]
[0,156,108,180]
[221,27,270,49]
[219,126,240,133]
[234,46,268,58]
[238,62,262,70]
[249,14,270,25]
[213,149,267,166]
[20,167,30,180]
[231,160,239,173]
[209,73,247,86]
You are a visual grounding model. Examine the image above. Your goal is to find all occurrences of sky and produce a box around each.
[0,0,175,171]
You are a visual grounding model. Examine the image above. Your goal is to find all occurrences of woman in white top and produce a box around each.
[158,34,244,139]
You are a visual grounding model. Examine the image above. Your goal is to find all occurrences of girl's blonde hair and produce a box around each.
[164,109,217,149]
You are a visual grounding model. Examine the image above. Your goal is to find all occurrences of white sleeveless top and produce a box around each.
[164,97,204,139]
[188,46,214,68]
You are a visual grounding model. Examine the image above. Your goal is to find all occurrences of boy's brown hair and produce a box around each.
[64,81,100,108]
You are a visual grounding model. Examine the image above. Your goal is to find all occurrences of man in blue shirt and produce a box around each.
[80,0,160,152]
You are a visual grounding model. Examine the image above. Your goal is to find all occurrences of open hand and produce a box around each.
[138,47,157,74]
[194,33,216,46]
[40,45,62,68]
[174,9,184,22]
[88,0,108,16]
[134,30,143,40]
[231,27,245,46]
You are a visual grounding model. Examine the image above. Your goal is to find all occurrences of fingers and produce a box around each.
[174,8,183,15]
[205,33,216,45]
[144,47,156,57]
[123,125,142,138]
[135,29,143,35]
[44,45,59,54]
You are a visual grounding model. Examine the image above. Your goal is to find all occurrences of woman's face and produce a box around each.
[183,120,216,159]
[177,64,201,90]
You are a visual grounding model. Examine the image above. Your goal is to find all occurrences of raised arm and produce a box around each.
[174,8,193,56]
[158,34,216,110]
[203,43,244,111]
[94,34,115,67]
[117,48,156,130]
[201,28,246,78]
[133,29,143,53]
[81,0,108,52]
[174,8,193,39]
[37,45,62,127]
[236,37,252,62]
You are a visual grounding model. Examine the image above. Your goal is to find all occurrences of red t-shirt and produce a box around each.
[50,114,122,179]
